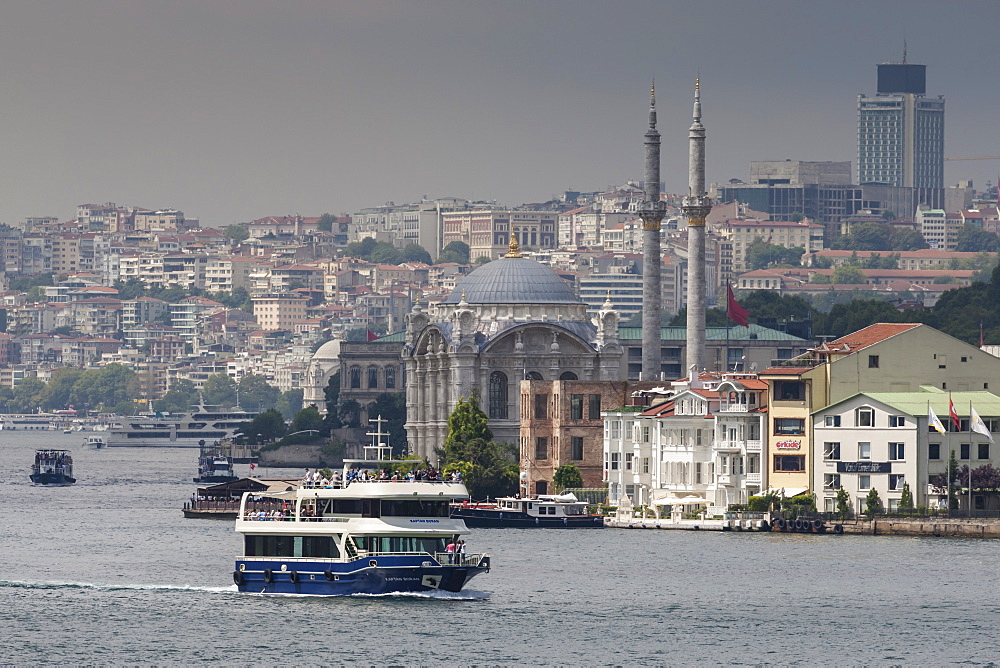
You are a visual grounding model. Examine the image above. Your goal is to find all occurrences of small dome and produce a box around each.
[312,339,341,360]
[442,256,578,305]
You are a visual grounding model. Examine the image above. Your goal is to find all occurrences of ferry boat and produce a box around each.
[194,453,238,484]
[232,420,490,596]
[30,450,76,486]
[107,404,259,448]
[450,493,604,528]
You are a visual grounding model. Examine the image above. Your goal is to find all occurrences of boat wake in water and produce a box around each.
[0,579,236,594]
[245,589,492,601]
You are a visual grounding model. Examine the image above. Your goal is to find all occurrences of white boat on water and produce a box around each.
[106,403,260,448]
[83,435,106,449]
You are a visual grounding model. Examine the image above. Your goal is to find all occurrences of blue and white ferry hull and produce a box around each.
[233,555,490,595]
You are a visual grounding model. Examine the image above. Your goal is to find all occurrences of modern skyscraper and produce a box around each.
[640,83,666,381]
[857,60,945,190]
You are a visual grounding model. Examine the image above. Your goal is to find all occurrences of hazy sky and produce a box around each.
[2,0,998,227]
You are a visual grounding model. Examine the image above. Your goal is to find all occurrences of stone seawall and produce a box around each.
[837,517,1000,538]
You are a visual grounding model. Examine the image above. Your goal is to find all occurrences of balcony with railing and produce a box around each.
[746,472,761,484]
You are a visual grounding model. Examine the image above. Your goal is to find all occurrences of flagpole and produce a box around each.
[969,401,973,518]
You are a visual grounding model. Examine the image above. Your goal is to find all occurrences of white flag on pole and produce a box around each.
[970,405,994,443]
[928,405,946,434]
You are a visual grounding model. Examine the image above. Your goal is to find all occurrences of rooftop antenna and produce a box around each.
[902,38,907,64]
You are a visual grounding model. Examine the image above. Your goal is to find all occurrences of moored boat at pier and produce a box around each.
[451,493,604,528]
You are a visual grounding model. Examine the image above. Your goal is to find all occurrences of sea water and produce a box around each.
[2,429,999,665]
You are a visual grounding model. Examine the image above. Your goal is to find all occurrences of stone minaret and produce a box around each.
[640,83,666,381]
[682,78,711,377]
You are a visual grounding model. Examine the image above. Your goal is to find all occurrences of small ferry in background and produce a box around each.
[232,419,490,595]
[83,435,106,449]
[450,493,604,528]
[107,403,259,448]
[30,450,76,486]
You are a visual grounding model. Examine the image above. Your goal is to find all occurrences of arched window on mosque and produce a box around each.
[385,366,396,389]
[489,371,508,419]
[350,366,361,389]
[559,371,578,381]
[525,371,543,381]
[367,366,379,389]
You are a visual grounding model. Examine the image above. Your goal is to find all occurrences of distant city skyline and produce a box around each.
[1,0,998,227]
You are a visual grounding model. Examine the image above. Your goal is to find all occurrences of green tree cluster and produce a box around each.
[744,238,805,270]
[435,241,470,265]
[439,395,518,500]
[223,224,250,242]
[553,464,584,492]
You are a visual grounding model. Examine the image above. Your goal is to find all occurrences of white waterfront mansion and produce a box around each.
[604,372,768,514]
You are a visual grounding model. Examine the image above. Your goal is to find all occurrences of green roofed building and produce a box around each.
[814,388,1000,514]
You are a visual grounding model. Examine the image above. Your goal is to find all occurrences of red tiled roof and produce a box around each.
[827,322,921,351]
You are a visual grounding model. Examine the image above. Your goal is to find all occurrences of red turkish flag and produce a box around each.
[727,283,750,328]
[949,397,961,431]
[366,329,378,342]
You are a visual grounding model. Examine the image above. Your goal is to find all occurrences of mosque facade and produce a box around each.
[402,239,623,459]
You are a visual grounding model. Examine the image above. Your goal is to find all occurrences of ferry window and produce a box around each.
[534,394,548,420]
[773,455,805,471]
[570,394,583,420]
[571,436,584,460]
[361,499,381,518]
[380,499,449,517]
[535,437,548,460]
[588,394,601,420]
[332,499,362,514]
[489,371,508,419]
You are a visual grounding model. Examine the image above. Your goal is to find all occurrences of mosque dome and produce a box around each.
[442,254,579,305]
[311,339,342,360]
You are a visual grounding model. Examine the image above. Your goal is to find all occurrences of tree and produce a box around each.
[224,224,249,242]
[888,227,928,251]
[835,487,852,519]
[831,265,866,284]
[475,256,492,264]
[9,377,45,413]
[202,373,237,407]
[275,388,304,420]
[153,379,198,414]
[344,237,378,259]
[317,213,336,233]
[368,392,408,456]
[441,395,493,462]
[898,482,914,511]
[745,238,805,270]
[338,399,361,428]
[114,277,147,300]
[39,367,83,411]
[553,464,584,492]
[369,242,403,265]
[955,223,1000,253]
[322,372,341,433]
[401,243,432,264]
[235,408,287,445]
[435,241,470,265]
[864,487,882,516]
[238,374,281,412]
[289,405,324,437]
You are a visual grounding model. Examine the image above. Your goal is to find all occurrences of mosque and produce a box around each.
[401,238,623,459]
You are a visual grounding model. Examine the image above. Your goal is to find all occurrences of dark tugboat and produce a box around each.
[30,450,76,486]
